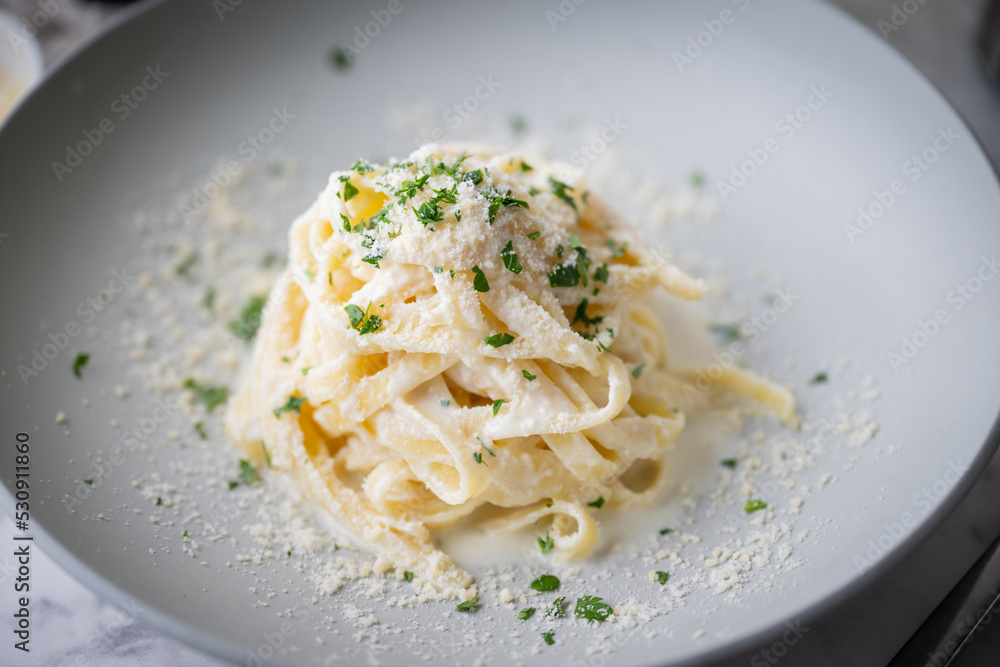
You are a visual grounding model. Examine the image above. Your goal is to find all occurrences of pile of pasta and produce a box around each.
[225,144,794,595]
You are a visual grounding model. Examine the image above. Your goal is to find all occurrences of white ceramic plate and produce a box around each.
[2,1,1000,665]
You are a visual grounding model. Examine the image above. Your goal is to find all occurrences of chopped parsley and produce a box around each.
[527,231,541,240]
[72,353,90,379]
[194,421,207,440]
[229,296,267,340]
[547,596,566,617]
[414,199,444,227]
[358,314,382,335]
[301,367,311,376]
[606,238,627,258]
[432,153,469,177]
[656,571,670,585]
[433,184,458,204]
[183,379,229,412]
[530,574,560,591]
[492,399,504,416]
[433,266,444,274]
[721,459,738,469]
[574,596,613,622]
[236,459,257,486]
[517,607,535,620]
[486,194,529,226]
[537,531,555,554]
[460,169,484,185]
[83,479,93,486]
[329,46,351,70]
[203,286,216,311]
[350,159,374,173]
[342,181,359,201]
[262,442,272,469]
[587,497,605,509]
[520,160,533,172]
[593,263,609,283]
[572,298,603,329]
[273,395,307,419]
[484,332,515,348]
[440,400,450,408]
[744,499,768,513]
[473,452,485,465]
[522,370,537,381]
[175,252,197,277]
[547,263,580,288]
[156,497,163,506]
[404,571,414,583]
[690,171,705,188]
[477,437,496,459]
[709,323,742,342]
[810,372,829,385]
[631,363,646,379]
[548,177,577,212]
[183,530,188,538]
[455,598,478,612]
[344,304,365,327]
[659,527,675,535]
[509,115,527,134]
[542,630,555,646]
[471,265,490,292]
[344,302,382,335]
[396,174,430,205]
[501,240,523,274]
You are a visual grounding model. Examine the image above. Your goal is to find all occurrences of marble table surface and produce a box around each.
[1,0,998,665]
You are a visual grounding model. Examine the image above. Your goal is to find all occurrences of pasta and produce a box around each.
[225,144,794,595]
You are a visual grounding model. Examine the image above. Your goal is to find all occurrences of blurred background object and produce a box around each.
[1,0,119,66]
[980,0,1000,84]
[0,4,41,122]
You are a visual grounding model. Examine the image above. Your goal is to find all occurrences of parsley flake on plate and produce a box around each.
[72,353,90,378]
[455,598,479,612]
[744,499,768,513]
[530,574,560,591]
[574,596,613,622]
[183,378,229,412]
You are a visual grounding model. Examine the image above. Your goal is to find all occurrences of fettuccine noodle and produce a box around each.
[225,144,793,595]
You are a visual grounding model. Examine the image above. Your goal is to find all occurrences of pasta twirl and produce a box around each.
[225,144,793,595]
